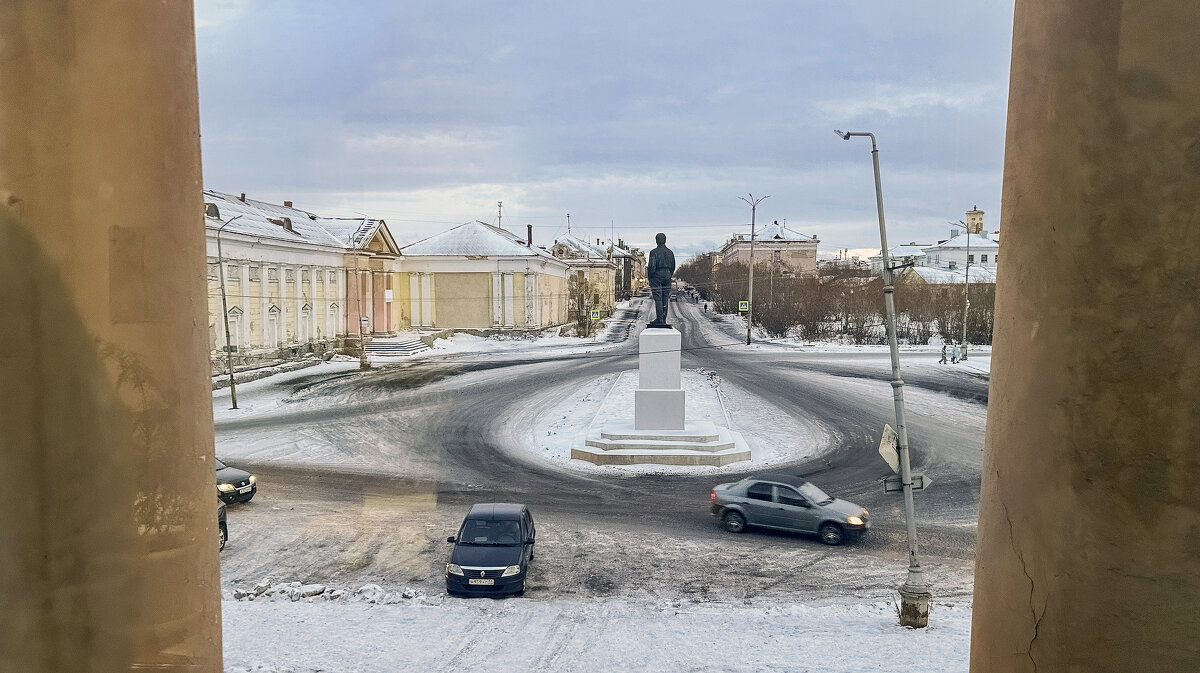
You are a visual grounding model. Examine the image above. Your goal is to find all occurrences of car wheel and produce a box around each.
[722,511,747,533]
[218,523,228,551]
[819,522,844,546]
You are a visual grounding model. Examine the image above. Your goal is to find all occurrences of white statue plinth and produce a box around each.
[634,327,685,430]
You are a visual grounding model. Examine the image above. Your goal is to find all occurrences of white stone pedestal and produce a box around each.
[634,327,685,431]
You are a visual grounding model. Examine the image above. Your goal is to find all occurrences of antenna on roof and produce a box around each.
[566,213,571,235]
[497,201,503,231]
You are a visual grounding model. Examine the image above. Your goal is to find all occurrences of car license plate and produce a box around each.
[238,485,252,493]
[468,579,494,586]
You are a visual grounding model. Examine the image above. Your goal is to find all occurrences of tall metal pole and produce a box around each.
[355,257,370,371]
[739,194,770,345]
[836,129,931,627]
[960,231,971,361]
[216,215,243,409]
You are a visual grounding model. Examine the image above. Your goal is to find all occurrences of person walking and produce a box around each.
[951,342,961,364]
[939,343,948,364]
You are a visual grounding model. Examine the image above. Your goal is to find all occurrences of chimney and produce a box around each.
[283,200,293,208]
[238,193,246,202]
[526,224,533,247]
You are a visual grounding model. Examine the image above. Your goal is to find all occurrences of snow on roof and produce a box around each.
[923,231,999,252]
[401,221,559,260]
[904,265,999,284]
[869,244,930,261]
[203,191,345,249]
[554,234,611,261]
[734,222,818,242]
[314,217,386,249]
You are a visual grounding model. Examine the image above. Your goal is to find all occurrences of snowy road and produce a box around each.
[216,295,986,606]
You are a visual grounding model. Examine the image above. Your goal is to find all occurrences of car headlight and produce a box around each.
[501,565,522,577]
[446,563,464,576]
[847,516,864,526]
[248,475,256,484]
[217,483,235,492]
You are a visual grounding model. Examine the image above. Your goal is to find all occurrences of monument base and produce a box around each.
[634,389,685,430]
[571,420,751,467]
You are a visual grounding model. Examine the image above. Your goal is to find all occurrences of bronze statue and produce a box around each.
[647,232,675,327]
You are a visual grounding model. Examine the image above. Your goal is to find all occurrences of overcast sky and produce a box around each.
[195,1,1015,260]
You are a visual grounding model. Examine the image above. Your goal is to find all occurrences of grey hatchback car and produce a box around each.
[710,473,869,545]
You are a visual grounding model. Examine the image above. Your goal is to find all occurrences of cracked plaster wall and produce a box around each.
[971,1,1200,671]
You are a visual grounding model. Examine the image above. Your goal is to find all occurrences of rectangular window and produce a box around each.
[968,254,975,263]
[268,268,278,281]
[207,262,219,280]
[302,269,311,283]
[746,483,773,502]
[249,267,260,282]
[981,254,988,263]
[285,269,295,283]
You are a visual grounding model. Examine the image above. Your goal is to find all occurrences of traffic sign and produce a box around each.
[884,473,932,493]
[738,300,749,312]
[590,309,600,320]
[878,424,899,473]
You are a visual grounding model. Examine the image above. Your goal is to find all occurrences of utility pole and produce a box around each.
[961,224,971,361]
[738,193,770,345]
[836,129,931,627]
[949,218,973,361]
[216,214,243,408]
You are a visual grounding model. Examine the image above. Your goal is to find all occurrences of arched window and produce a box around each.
[267,305,281,347]
[227,306,243,350]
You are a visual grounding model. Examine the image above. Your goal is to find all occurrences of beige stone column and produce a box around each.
[0,3,222,672]
[971,1,1200,671]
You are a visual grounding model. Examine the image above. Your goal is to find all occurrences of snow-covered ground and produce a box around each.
[223,596,972,673]
[525,368,830,475]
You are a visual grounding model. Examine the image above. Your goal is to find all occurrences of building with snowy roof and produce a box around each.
[719,221,820,276]
[868,243,930,274]
[550,234,619,319]
[203,190,403,362]
[399,221,572,329]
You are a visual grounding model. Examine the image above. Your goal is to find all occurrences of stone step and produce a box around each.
[365,338,430,356]
[600,429,720,443]
[586,437,735,453]
[571,446,751,467]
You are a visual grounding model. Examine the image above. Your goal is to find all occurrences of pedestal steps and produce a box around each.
[572,420,751,466]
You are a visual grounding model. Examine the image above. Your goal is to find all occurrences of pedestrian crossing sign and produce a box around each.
[590,309,600,320]
[738,300,749,312]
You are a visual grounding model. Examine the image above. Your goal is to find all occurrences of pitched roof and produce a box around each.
[902,265,999,284]
[400,221,560,260]
[554,234,611,261]
[203,191,399,254]
[923,231,999,252]
[733,222,818,242]
[203,191,345,249]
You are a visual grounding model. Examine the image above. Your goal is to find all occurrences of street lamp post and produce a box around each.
[738,193,770,345]
[835,129,931,627]
[215,215,243,409]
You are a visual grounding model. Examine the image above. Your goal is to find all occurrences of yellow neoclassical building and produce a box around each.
[205,195,577,364]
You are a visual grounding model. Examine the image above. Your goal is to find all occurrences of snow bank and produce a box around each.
[223,597,972,673]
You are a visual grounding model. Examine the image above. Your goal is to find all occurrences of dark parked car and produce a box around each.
[445,503,536,597]
[218,499,228,551]
[216,458,256,504]
[710,473,869,545]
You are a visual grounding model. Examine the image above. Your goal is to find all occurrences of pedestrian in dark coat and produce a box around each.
[939,343,947,364]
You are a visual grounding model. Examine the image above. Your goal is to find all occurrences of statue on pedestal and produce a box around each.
[647,232,675,327]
